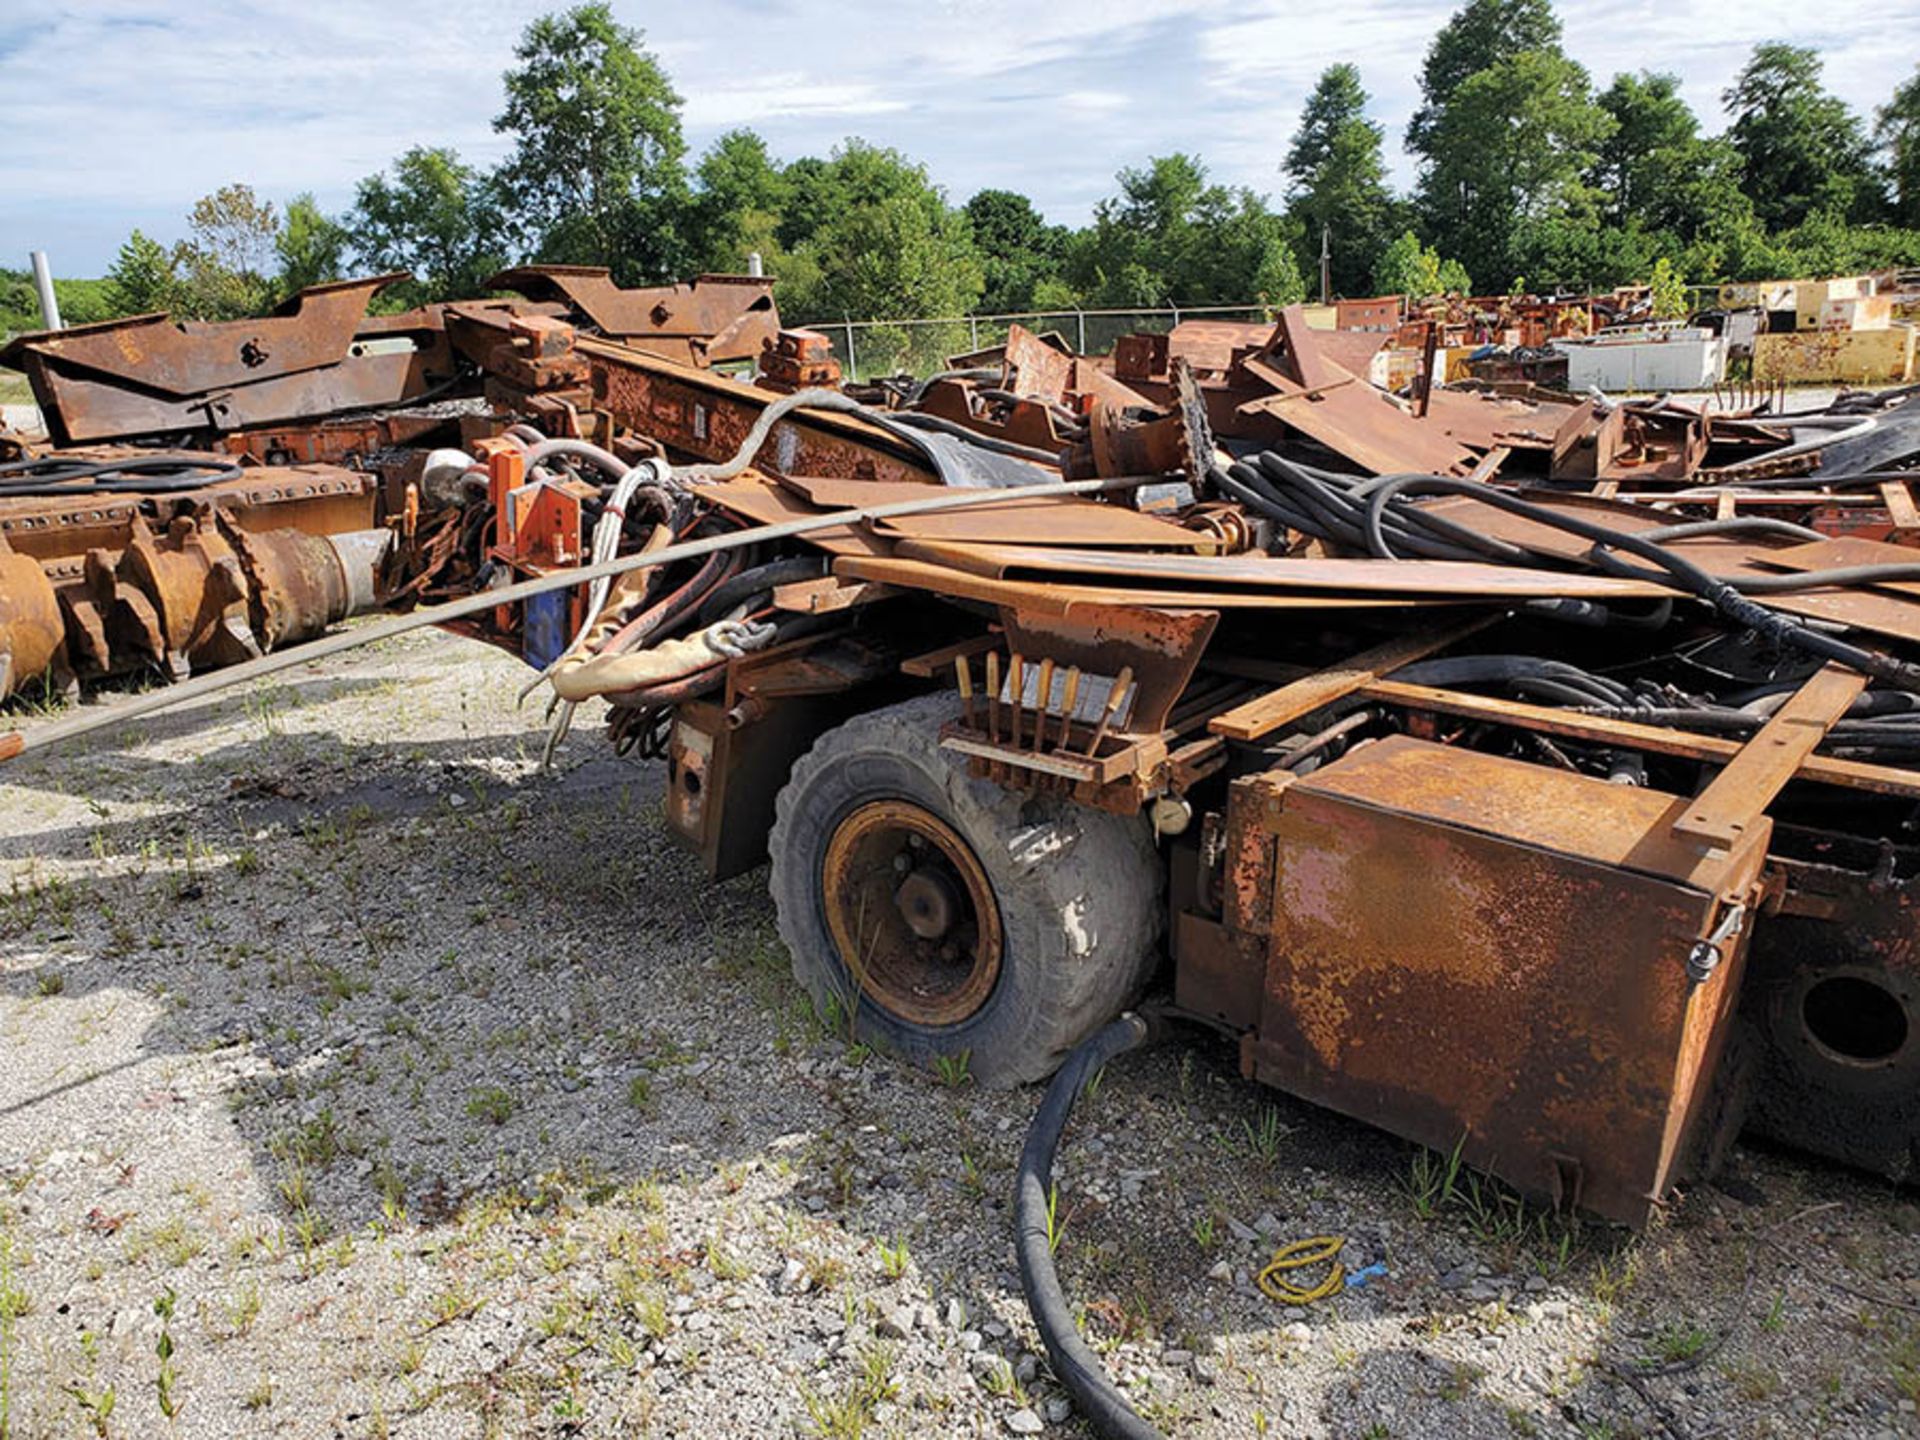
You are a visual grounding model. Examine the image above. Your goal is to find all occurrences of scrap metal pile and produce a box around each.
[7,271,1920,1231]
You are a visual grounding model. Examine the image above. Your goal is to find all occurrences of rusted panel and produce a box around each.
[584,338,936,483]
[890,540,1671,599]
[1419,491,1920,646]
[1246,307,1481,476]
[778,476,1209,549]
[0,278,463,445]
[0,276,401,395]
[485,266,778,367]
[1241,736,1770,1224]
[1172,911,1266,1028]
[834,554,1447,611]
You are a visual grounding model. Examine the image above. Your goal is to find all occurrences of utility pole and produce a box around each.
[1319,226,1331,307]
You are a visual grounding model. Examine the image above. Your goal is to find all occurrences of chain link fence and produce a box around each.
[790,304,1274,381]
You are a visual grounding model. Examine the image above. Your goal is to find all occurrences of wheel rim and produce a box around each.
[820,799,1003,1028]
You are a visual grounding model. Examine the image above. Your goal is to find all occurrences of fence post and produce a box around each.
[844,320,857,382]
[1170,303,1181,328]
[969,315,979,350]
[1075,310,1086,354]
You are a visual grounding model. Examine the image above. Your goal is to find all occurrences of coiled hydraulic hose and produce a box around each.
[0,453,247,493]
[1015,1011,1166,1440]
[1350,474,1920,693]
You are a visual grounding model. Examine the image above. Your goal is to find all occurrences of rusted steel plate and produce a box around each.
[1244,308,1480,476]
[833,555,1443,612]
[1241,736,1770,1224]
[890,540,1671,598]
[778,477,1210,549]
[695,480,889,557]
[0,277,402,396]
[581,336,939,484]
[1421,492,1920,645]
[485,267,778,366]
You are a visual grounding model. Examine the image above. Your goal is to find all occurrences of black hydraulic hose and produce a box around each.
[1356,475,1920,693]
[1014,1011,1166,1440]
[691,555,828,628]
[0,453,247,493]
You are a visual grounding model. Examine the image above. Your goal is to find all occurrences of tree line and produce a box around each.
[7,0,1920,340]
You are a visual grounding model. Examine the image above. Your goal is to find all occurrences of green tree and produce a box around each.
[1593,72,1696,220]
[1283,64,1396,298]
[687,129,791,274]
[1416,48,1613,288]
[1648,256,1688,318]
[350,147,508,306]
[964,189,1069,312]
[1877,66,1920,227]
[1066,154,1303,307]
[171,184,279,319]
[1371,229,1472,298]
[781,141,985,328]
[103,230,180,317]
[1724,44,1879,229]
[494,3,688,282]
[276,194,349,298]
[1407,0,1562,156]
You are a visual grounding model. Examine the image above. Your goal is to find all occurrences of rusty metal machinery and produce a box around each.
[12,275,1920,1236]
[0,451,390,698]
[0,277,461,446]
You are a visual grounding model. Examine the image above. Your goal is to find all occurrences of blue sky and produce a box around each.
[3,0,1916,277]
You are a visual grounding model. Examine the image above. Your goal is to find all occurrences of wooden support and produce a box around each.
[1670,663,1867,849]
[1208,614,1501,742]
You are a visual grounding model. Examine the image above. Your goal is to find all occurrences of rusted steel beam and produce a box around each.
[1671,664,1868,850]
[483,267,779,366]
[1359,677,1920,801]
[1,278,458,445]
[1208,615,1502,742]
[575,334,943,483]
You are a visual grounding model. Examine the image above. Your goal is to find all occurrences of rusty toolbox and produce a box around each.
[1233,735,1771,1226]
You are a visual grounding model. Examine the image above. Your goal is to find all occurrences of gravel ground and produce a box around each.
[2,627,1919,1440]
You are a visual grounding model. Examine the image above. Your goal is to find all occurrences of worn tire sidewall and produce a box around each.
[770,694,1162,1086]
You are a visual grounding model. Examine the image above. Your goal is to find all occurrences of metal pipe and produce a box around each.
[0,473,1146,763]
[29,251,61,331]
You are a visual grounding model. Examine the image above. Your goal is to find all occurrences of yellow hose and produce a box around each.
[1257,1235,1346,1305]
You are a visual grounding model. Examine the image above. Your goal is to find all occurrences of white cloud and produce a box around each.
[2,0,1915,274]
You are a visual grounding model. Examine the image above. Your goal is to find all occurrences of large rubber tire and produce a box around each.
[769,692,1165,1087]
